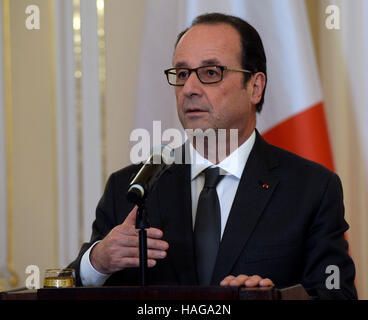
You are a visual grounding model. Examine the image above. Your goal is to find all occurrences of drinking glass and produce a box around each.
[43,268,76,288]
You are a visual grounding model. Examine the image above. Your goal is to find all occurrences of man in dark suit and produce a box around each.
[69,13,356,299]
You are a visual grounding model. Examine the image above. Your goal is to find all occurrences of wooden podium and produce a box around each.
[1,284,310,300]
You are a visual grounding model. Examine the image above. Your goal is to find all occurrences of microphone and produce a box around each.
[126,145,174,204]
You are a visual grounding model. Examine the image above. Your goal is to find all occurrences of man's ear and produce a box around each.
[250,72,266,105]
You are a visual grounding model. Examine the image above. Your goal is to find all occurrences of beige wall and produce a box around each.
[105,0,146,175]
[4,0,58,287]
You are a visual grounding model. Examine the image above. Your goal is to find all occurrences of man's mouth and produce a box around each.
[184,107,208,115]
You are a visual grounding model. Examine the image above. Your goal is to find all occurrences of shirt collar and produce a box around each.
[190,130,256,180]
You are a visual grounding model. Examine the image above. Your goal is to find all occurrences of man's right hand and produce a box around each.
[89,206,169,274]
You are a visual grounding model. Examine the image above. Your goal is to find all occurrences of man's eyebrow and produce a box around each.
[173,58,222,68]
[173,61,189,68]
[201,58,221,66]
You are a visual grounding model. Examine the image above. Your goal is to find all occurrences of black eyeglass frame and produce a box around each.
[164,65,254,86]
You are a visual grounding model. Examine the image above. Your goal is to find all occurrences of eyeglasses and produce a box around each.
[164,65,254,86]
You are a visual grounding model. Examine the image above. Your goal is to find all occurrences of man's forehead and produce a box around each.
[178,23,239,44]
[173,23,242,66]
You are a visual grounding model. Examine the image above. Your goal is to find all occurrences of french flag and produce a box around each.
[251,0,335,171]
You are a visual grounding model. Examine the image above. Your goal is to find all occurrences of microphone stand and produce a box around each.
[135,201,150,286]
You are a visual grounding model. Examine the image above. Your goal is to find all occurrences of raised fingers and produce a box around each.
[117,223,165,240]
[109,257,157,271]
[123,206,138,225]
[117,234,168,249]
[118,247,166,259]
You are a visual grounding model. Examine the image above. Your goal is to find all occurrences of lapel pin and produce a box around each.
[262,183,270,189]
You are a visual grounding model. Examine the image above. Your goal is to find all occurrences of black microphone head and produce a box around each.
[126,145,174,205]
[126,184,145,204]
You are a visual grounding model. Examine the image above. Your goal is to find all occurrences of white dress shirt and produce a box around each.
[189,130,256,238]
[80,130,256,286]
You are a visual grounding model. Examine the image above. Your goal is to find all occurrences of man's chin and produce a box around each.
[180,112,213,129]
[184,125,210,131]
[184,125,219,142]
[181,120,213,132]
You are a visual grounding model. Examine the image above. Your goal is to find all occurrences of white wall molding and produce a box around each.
[54,0,80,267]
[80,0,102,242]
[54,0,103,267]
[0,0,9,283]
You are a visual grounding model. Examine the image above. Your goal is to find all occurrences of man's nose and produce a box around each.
[182,71,203,97]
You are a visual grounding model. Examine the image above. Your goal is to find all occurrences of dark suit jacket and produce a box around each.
[69,131,357,299]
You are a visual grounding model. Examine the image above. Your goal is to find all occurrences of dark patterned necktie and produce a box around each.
[194,167,224,285]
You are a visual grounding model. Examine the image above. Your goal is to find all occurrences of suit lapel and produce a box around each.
[157,160,198,285]
[211,132,280,285]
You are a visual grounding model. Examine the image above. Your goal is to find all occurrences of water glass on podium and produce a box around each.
[43,268,76,288]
